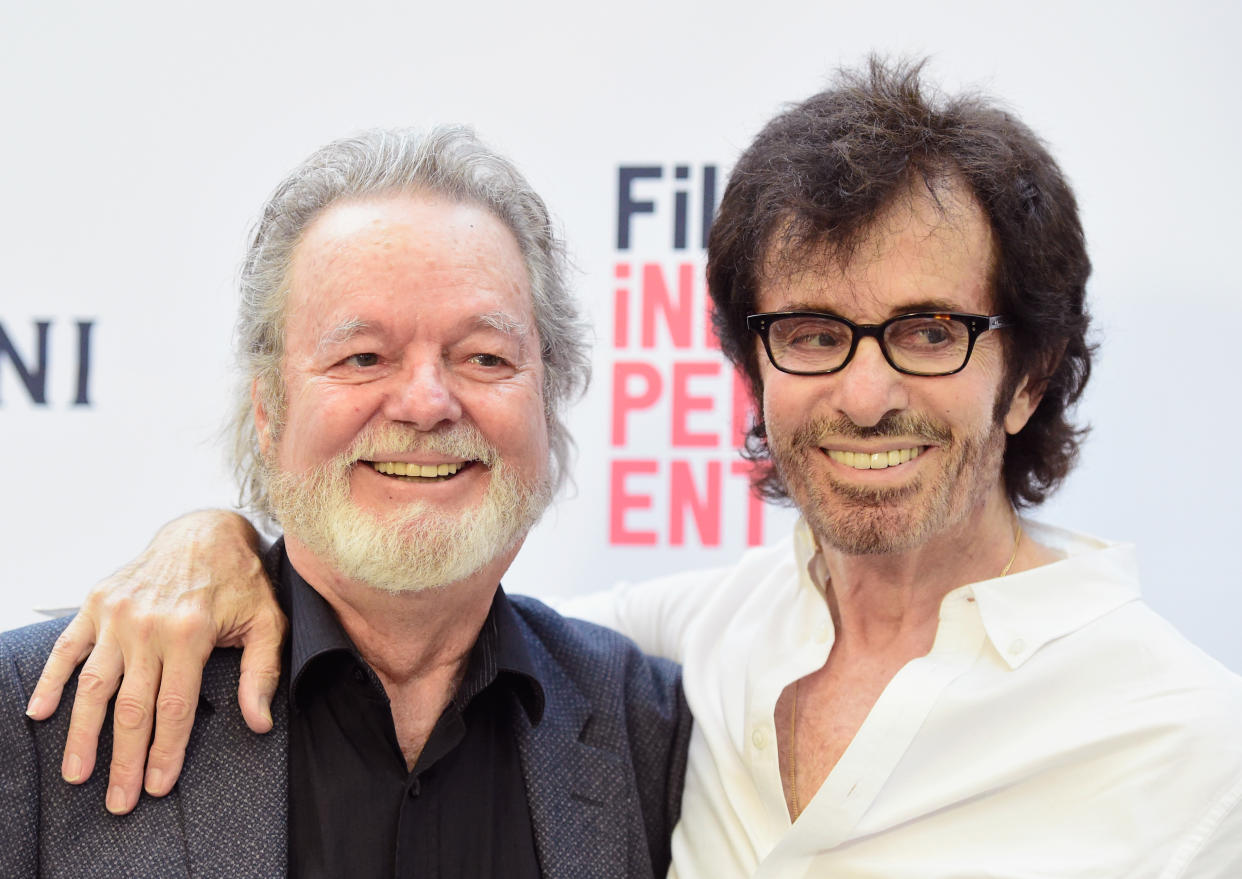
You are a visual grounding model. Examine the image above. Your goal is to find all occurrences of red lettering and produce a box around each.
[611,361,662,446]
[610,460,659,545]
[671,361,721,447]
[641,262,695,349]
[670,460,722,546]
[613,262,630,348]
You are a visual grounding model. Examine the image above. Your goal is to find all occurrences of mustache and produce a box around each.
[789,413,954,448]
[343,422,500,467]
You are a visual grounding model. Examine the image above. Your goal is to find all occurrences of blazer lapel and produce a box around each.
[174,654,289,878]
[516,636,630,879]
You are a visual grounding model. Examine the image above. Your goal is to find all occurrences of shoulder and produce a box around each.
[0,615,250,718]
[1113,601,1242,724]
[509,594,681,694]
[0,616,75,693]
[631,535,798,602]
[507,594,689,752]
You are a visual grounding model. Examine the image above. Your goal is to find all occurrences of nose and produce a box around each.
[831,337,908,428]
[382,357,463,431]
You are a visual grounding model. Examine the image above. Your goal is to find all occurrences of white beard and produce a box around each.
[263,422,551,594]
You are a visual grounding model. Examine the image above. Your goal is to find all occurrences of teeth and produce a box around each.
[826,447,922,470]
[371,461,465,478]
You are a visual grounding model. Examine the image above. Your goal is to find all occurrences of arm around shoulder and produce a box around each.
[0,620,74,878]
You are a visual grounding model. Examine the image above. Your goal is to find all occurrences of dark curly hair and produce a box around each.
[708,57,1093,509]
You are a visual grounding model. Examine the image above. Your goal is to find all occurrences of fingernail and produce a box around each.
[145,767,164,795]
[25,695,44,718]
[106,785,128,814]
[63,754,83,783]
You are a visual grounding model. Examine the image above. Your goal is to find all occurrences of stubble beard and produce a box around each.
[262,422,552,594]
[769,411,1006,556]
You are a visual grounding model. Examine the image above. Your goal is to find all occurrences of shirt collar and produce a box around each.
[277,542,545,724]
[792,517,1142,669]
[967,520,1141,668]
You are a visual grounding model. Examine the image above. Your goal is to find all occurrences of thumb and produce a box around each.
[236,618,285,733]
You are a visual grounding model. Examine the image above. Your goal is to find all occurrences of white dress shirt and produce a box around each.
[568,519,1242,878]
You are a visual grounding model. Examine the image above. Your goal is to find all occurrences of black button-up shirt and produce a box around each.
[279,550,545,878]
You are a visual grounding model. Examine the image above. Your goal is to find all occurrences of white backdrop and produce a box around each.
[3,0,1239,673]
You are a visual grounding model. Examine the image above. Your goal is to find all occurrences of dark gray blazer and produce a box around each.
[0,596,691,878]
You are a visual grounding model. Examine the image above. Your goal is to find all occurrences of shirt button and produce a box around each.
[353,668,367,684]
[752,727,769,749]
[1008,639,1026,657]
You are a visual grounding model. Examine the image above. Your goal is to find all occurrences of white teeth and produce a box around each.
[826,447,922,470]
[371,461,465,478]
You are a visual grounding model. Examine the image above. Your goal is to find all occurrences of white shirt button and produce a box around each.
[1008,638,1026,656]
[752,727,769,749]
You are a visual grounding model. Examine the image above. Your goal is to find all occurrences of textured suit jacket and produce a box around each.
[0,595,691,878]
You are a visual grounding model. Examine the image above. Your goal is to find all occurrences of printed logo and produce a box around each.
[606,165,765,548]
[0,319,96,407]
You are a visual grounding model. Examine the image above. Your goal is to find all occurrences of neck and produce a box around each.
[816,484,1047,652]
[285,537,517,688]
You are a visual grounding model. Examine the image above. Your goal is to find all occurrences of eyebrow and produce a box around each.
[771,298,967,318]
[480,311,534,360]
[316,317,371,355]
[476,310,530,338]
[886,298,966,315]
[313,311,532,355]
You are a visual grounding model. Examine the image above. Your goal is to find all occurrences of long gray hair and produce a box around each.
[230,126,590,513]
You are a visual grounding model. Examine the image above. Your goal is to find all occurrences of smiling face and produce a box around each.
[254,193,552,592]
[758,181,1039,557]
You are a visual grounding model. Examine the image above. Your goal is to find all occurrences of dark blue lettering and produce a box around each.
[0,320,50,405]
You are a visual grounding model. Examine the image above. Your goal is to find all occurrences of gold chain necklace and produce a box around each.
[785,515,1023,821]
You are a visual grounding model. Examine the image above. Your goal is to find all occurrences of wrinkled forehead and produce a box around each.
[758,177,998,315]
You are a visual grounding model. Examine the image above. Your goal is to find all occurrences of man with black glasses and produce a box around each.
[23,60,1242,876]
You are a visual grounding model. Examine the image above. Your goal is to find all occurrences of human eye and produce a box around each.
[342,352,380,368]
[777,317,850,351]
[889,317,960,351]
[467,352,512,368]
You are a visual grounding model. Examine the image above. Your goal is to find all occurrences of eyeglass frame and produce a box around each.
[745,310,1018,377]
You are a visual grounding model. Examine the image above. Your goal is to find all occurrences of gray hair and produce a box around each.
[230,126,591,513]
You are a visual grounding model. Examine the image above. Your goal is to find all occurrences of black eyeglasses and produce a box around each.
[746,311,1016,377]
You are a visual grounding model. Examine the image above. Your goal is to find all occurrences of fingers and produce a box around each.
[142,659,206,798]
[60,637,125,790]
[102,648,163,814]
[237,608,287,734]
[119,607,215,807]
[27,613,99,720]
[32,510,283,817]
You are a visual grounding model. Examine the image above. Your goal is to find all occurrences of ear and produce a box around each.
[253,378,273,456]
[1002,372,1044,435]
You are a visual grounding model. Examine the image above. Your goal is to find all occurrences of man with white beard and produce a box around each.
[0,127,689,878]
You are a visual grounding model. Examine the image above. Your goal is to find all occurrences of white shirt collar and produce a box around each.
[792,517,1142,669]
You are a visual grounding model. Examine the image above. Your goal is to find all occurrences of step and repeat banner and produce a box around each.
[3,1,1239,671]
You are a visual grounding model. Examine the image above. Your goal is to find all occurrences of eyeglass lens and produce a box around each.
[766,314,972,374]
